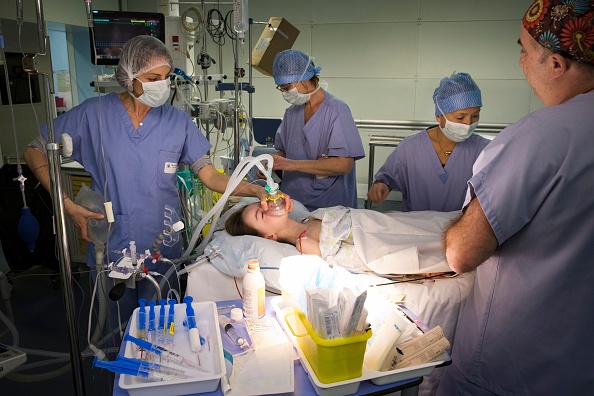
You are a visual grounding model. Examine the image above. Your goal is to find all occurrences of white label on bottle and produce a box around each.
[243,286,265,318]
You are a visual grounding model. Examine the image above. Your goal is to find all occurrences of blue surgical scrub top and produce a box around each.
[42,93,211,266]
[275,91,365,211]
[374,129,490,212]
[439,91,594,395]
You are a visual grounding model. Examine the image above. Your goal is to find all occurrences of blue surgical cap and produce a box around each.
[433,72,482,116]
[272,49,322,85]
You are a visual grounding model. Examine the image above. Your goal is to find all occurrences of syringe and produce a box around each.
[137,299,147,340]
[123,333,209,372]
[93,356,190,381]
[116,355,189,378]
[157,299,166,344]
[184,296,201,352]
[148,300,156,343]
[165,299,175,347]
[218,315,250,350]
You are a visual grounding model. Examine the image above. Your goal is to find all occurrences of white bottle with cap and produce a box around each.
[242,259,265,318]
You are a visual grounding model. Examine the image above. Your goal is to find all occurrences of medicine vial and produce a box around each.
[242,259,265,318]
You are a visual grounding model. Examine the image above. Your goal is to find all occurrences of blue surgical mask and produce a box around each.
[134,79,171,107]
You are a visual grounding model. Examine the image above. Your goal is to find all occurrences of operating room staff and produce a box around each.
[23,35,291,332]
[438,1,594,394]
[367,72,490,212]
[269,49,365,211]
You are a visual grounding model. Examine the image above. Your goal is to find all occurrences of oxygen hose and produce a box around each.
[91,246,107,344]
[182,154,276,257]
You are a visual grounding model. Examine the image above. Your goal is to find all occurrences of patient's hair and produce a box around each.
[225,206,261,237]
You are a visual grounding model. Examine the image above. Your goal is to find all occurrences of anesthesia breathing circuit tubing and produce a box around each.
[181,153,276,258]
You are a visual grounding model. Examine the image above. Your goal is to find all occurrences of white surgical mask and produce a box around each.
[282,84,321,105]
[134,79,171,107]
[436,101,478,142]
[439,116,478,142]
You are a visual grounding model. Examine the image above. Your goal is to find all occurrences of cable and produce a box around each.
[233,277,242,299]
[206,8,227,46]
[180,6,205,45]
[224,10,237,41]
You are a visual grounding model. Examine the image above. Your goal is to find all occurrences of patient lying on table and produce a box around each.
[225,203,459,275]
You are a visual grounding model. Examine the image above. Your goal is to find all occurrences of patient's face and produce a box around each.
[242,202,288,237]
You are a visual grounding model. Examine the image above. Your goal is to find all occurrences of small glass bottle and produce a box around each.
[265,183,286,216]
[242,259,265,318]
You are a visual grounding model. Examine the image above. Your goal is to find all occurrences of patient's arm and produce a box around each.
[444,197,497,273]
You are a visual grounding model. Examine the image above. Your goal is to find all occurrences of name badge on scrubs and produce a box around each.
[164,162,178,174]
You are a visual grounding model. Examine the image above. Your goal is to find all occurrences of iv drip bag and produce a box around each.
[233,0,249,34]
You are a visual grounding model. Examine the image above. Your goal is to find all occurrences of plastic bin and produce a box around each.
[119,300,225,396]
[285,307,372,384]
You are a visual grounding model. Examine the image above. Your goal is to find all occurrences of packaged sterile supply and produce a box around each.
[364,306,412,371]
[242,259,265,318]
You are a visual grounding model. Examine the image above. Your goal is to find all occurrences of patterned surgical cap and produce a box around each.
[523,0,594,64]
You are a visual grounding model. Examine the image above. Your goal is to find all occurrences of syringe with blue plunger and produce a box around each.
[157,299,166,344]
[137,298,147,340]
[165,299,175,347]
[93,356,191,381]
[184,296,202,353]
[136,298,147,359]
[123,333,209,372]
[148,300,156,343]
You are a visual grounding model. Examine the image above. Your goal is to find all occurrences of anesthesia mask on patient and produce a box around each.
[265,182,286,216]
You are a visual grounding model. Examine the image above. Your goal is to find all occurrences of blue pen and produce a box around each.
[137,299,147,340]
[165,299,176,347]
[158,299,166,344]
[123,333,209,372]
[184,296,201,352]
[148,300,156,343]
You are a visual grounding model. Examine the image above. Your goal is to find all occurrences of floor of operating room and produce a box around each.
[0,199,401,395]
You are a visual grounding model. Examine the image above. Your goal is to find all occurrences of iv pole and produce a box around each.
[34,1,86,394]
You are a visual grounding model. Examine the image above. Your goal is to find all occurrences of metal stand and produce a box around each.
[233,35,240,171]
[42,73,86,395]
